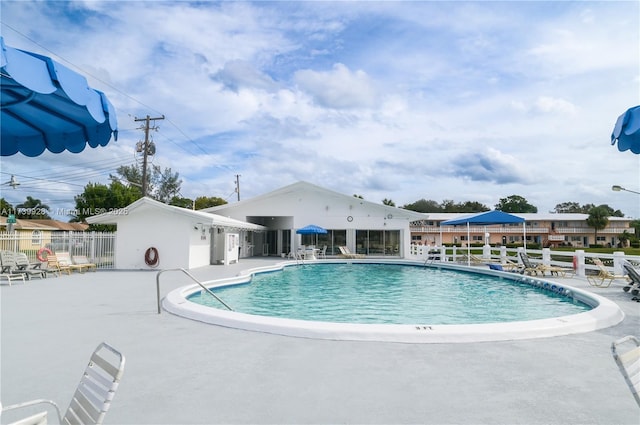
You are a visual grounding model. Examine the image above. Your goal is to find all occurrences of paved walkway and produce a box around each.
[1,258,639,424]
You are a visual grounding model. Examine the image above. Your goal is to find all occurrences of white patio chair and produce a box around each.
[611,335,640,407]
[1,342,125,424]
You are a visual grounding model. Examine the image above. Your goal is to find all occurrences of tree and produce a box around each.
[151,165,182,203]
[402,199,441,213]
[441,200,489,213]
[111,164,182,203]
[353,194,363,199]
[553,202,625,216]
[553,202,585,213]
[194,196,227,210]
[382,198,395,207]
[618,230,632,248]
[630,219,640,238]
[16,196,51,219]
[72,181,139,226]
[0,198,14,216]
[586,205,610,246]
[495,195,537,213]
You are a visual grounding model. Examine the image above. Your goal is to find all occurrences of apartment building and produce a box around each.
[410,213,635,248]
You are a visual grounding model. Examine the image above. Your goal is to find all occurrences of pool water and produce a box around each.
[189,263,591,325]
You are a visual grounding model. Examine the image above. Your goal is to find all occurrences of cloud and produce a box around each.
[294,63,377,109]
[213,60,279,92]
[450,148,533,184]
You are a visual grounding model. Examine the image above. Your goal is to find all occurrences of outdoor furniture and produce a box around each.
[1,342,125,425]
[317,245,327,259]
[519,252,573,277]
[622,263,640,296]
[587,258,630,288]
[501,256,524,273]
[14,253,47,279]
[338,246,364,259]
[518,252,544,275]
[0,251,28,284]
[611,335,640,407]
[55,252,88,273]
[304,247,318,260]
[457,253,486,266]
[47,254,72,275]
[73,255,98,272]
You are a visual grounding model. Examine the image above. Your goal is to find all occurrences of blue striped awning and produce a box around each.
[1,37,118,157]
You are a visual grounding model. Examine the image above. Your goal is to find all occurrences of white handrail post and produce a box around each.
[613,251,626,275]
[516,246,525,265]
[542,248,551,266]
[575,250,586,278]
[499,245,507,263]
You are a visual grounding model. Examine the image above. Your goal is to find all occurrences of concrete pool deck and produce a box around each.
[1,258,639,424]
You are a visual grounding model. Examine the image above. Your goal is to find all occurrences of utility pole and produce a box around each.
[134,115,164,197]
[235,174,241,201]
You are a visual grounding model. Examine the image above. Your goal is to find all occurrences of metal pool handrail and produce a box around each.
[156,268,233,314]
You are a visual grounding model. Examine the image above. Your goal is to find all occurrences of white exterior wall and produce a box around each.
[114,206,203,270]
[211,184,417,256]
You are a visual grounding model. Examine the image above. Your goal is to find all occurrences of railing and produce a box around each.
[410,226,630,235]
[409,245,640,278]
[156,268,233,314]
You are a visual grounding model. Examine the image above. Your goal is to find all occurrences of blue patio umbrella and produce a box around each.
[1,37,118,157]
[611,105,640,154]
[296,224,328,247]
[296,224,328,235]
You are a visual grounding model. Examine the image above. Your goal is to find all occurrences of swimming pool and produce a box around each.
[163,259,624,343]
[189,263,590,325]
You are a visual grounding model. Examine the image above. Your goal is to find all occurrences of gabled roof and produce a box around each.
[86,197,267,231]
[204,181,427,220]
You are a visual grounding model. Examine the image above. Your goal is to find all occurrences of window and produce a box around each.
[31,230,42,245]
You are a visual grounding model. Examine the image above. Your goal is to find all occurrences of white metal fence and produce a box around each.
[0,231,116,269]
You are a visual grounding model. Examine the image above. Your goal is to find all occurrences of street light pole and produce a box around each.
[612,185,640,195]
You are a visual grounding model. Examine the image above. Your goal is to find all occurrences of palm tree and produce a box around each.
[16,196,51,219]
[586,206,609,247]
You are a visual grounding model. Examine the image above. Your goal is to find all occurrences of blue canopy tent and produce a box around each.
[611,105,640,155]
[1,37,118,157]
[440,210,526,266]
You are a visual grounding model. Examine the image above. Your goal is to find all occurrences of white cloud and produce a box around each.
[294,63,377,109]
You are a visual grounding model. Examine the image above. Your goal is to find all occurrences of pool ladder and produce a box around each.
[156,268,233,314]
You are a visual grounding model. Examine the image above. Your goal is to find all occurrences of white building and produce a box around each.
[88,181,425,269]
[86,197,266,269]
[203,181,426,258]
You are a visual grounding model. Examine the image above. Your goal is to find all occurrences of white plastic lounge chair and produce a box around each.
[611,335,640,407]
[338,246,364,259]
[72,255,98,272]
[0,251,31,282]
[14,253,47,279]
[1,342,125,425]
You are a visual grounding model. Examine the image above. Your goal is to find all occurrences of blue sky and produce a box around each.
[1,1,639,220]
